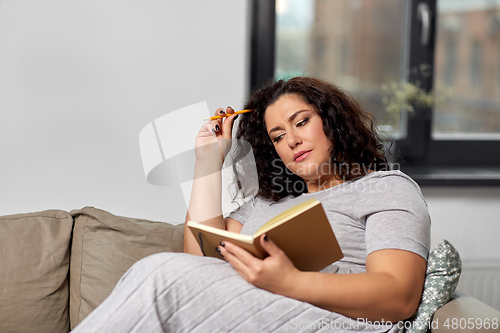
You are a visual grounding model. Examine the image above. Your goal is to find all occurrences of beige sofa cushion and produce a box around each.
[0,210,73,333]
[69,206,184,330]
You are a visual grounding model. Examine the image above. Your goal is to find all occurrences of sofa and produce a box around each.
[0,207,499,333]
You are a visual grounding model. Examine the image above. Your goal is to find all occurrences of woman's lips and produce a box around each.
[294,150,312,162]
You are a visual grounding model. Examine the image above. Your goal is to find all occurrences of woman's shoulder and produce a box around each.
[355,170,421,189]
[229,195,281,215]
[348,170,425,203]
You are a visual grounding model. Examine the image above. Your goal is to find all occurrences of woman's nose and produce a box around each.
[287,132,302,148]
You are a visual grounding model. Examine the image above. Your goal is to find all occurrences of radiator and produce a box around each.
[457,259,500,311]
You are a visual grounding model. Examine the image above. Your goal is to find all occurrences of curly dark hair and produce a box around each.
[230,77,388,202]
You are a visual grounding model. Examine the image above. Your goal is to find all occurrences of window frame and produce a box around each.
[250,0,500,186]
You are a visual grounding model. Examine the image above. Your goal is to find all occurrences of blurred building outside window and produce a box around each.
[434,0,500,139]
[275,0,500,141]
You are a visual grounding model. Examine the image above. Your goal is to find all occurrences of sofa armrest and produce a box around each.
[431,290,500,333]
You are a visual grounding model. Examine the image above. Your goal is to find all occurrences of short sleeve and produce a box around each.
[226,198,256,225]
[353,172,431,260]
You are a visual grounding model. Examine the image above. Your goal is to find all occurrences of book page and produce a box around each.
[254,198,319,236]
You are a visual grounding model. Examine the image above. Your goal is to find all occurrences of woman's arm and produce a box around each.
[287,247,426,322]
[219,235,426,322]
[184,215,242,255]
[183,107,243,255]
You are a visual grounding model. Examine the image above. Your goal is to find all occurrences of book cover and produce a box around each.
[187,198,343,271]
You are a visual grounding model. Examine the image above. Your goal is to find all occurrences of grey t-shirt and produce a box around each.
[227,170,431,274]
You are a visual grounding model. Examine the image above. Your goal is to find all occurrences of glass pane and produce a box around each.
[434,0,500,139]
[275,0,406,138]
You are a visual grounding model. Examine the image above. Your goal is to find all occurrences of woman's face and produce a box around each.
[264,94,338,190]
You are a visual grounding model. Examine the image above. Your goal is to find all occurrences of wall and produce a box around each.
[0,0,250,223]
[423,187,500,260]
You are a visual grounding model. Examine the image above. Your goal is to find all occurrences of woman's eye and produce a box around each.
[273,134,284,143]
[296,118,309,127]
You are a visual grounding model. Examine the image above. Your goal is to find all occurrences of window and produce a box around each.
[250,0,500,185]
[442,38,456,87]
[433,1,500,139]
[470,40,482,88]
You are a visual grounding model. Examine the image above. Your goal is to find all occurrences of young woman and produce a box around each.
[72,77,430,333]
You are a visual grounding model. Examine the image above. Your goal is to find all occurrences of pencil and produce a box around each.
[204,109,254,121]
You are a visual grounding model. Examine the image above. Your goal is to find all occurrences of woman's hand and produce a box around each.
[195,106,238,163]
[218,235,302,296]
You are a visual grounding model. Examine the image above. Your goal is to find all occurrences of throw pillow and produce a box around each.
[69,207,184,330]
[0,210,73,333]
[406,239,462,333]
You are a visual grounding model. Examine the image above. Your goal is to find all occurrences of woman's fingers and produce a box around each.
[225,106,235,115]
[259,234,285,257]
[219,239,299,293]
[221,241,262,263]
[211,108,225,134]
[195,106,236,161]
[218,246,249,277]
[203,106,238,161]
[218,241,263,279]
[220,106,238,140]
[211,106,235,134]
[218,246,252,280]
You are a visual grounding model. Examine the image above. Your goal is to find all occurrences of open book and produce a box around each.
[187,198,343,271]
